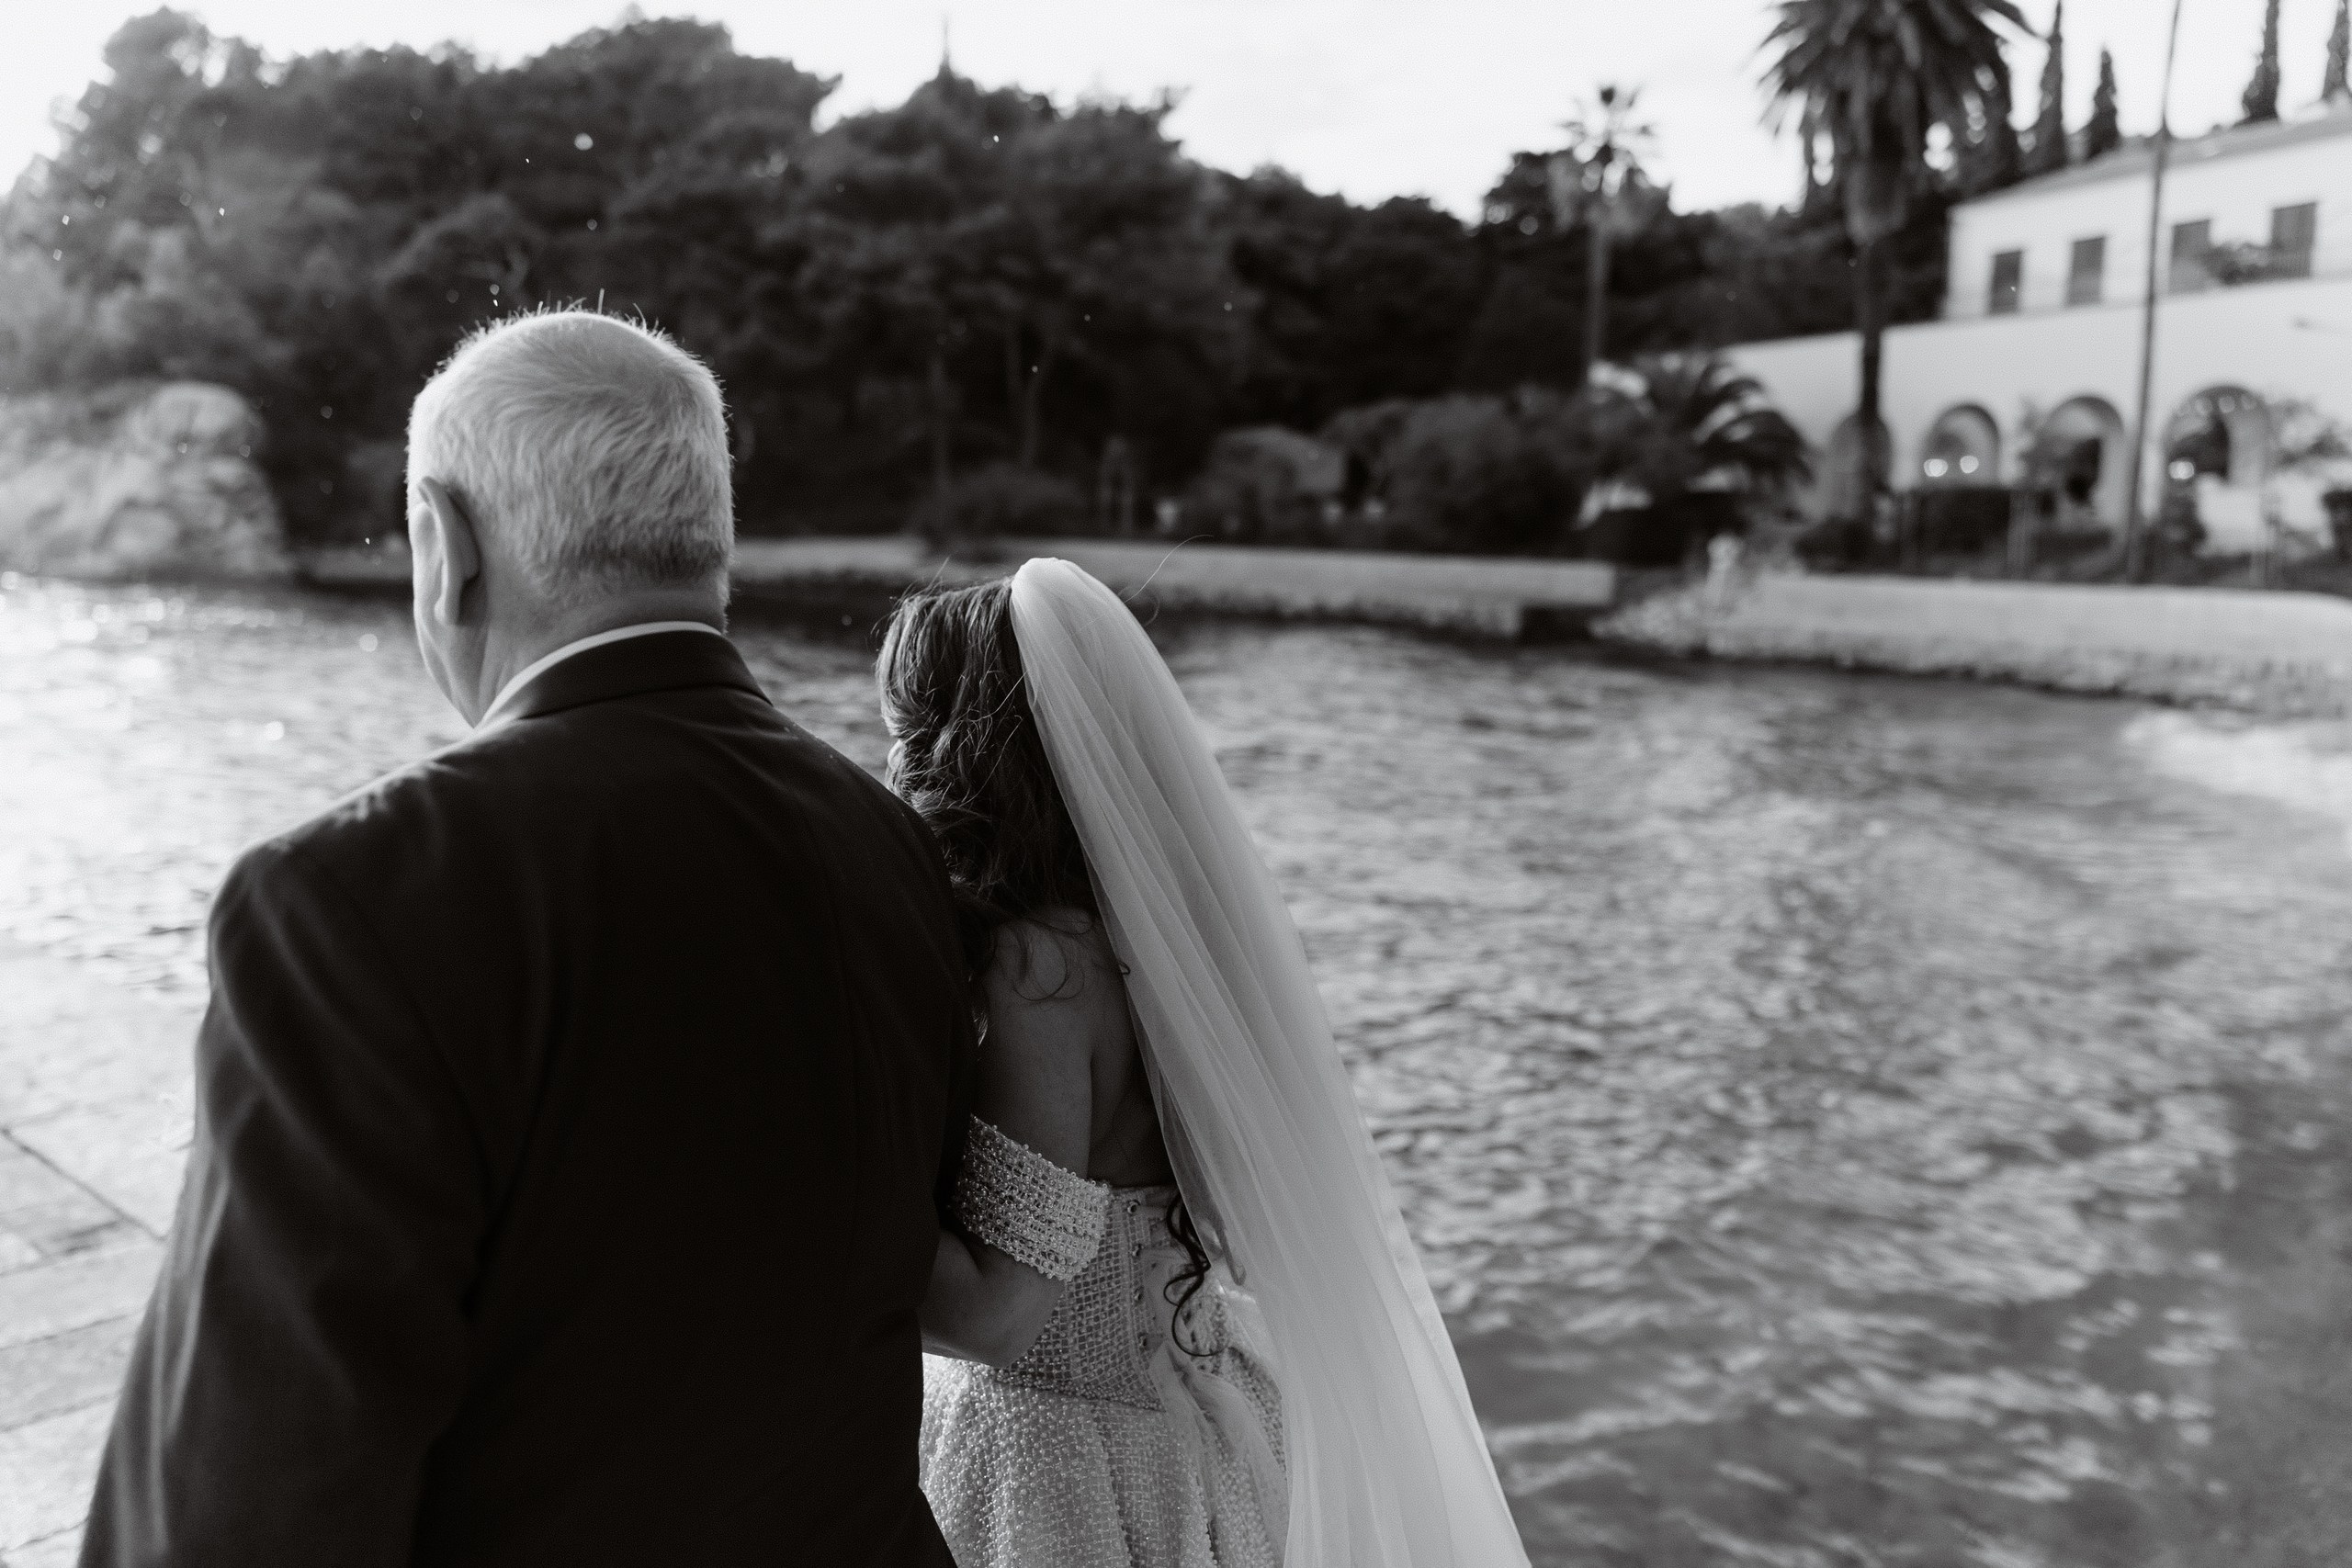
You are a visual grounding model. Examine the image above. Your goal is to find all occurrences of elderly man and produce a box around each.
[81,310,975,1565]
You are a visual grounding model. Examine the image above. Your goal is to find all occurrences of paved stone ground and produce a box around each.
[0,937,198,1565]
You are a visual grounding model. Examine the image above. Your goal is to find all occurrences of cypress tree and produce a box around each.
[1962,74,2024,194]
[2325,0,2350,102]
[2027,1,2068,173]
[2242,0,2282,123]
[2086,48,2121,157]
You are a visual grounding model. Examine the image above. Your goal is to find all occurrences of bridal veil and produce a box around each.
[1009,558,1529,1567]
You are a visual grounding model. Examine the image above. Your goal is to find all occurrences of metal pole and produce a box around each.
[1585,203,1611,383]
[1583,114,1617,386]
[2121,0,2187,581]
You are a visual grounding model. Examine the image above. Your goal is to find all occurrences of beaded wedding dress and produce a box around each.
[921,1177,1288,1568]
[920,560,1528,1568]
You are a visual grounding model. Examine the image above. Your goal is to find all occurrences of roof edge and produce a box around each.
[1957,102,2352,209]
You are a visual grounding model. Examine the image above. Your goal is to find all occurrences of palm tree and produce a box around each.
[1549,84,1657,388]
[1598,352,1815,512]
[1763,0,2024,516]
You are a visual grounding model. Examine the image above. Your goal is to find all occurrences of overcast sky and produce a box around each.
[0,1,2330,216]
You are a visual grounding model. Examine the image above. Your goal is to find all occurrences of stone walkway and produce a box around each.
[0,938,198,1566]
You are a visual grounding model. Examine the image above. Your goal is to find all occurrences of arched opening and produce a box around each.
[2164,386,2274,551]
[2165,386,2271,487]
[1919,405,2000,487]
[2035,397,2130,526]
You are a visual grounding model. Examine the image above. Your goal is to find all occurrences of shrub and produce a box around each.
[1319,400,1416,499]
[1380,389,1592,555]
[908,462,1088,546]
[1179,426,1342,543]
[1912,485,2011,555]
[1579,491,1745,567]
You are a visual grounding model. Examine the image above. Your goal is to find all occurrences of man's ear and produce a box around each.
[419,477,481,627]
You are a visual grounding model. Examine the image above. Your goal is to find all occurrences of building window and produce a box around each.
[2271,202,2316,278]
[2169,219,2212,292]
[1989,249,2023,314]
[2067,236,2106,305]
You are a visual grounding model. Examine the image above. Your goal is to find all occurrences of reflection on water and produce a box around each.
[6,578,2350,1565]
[2130,710,2352,856]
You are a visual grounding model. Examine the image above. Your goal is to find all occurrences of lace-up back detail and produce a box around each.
[989,1189,1176,1410]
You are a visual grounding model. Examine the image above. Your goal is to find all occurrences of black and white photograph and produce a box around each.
[3,0,2351,1562]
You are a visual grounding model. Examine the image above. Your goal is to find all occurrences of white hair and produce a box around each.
[407,309,733,594]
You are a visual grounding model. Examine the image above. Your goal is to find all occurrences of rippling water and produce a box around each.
[6,577,2351,1566]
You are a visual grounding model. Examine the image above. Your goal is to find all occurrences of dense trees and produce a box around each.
[1,9,1981,551]
[5,13,845,536]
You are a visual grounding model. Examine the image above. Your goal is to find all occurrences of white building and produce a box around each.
[1729,103,2352,547]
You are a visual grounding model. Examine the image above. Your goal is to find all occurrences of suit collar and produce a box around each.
[480,626,767,729]
[479,621,728,727]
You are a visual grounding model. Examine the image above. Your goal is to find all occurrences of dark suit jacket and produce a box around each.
[82,628,975,1567]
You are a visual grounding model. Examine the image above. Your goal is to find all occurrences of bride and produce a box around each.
[879,558,1529,1568]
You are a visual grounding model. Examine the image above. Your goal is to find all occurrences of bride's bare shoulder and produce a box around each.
[984,908,1125,1021]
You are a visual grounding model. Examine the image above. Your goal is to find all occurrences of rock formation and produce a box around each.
[0,382,290,580]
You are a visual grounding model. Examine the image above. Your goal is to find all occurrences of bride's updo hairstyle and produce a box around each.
[877,578,1099,973]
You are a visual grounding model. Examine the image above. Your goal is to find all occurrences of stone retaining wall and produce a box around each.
[313,536,1623,637]
[729,536,1618,637]
[1600,572,2352,716]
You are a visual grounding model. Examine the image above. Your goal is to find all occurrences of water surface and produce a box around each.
[5,577,2349,1566]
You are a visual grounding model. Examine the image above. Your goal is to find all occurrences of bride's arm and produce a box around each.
[922,919,1110,1369]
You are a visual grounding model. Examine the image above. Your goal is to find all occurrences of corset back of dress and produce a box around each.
[991,1186,1177,1408]
[921,1184,1289,1567]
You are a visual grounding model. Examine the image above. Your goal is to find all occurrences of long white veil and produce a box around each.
[1009,558,1529,1568]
